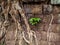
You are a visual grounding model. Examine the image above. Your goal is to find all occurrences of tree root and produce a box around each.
[0,1,39,45]
[47,14,54,45]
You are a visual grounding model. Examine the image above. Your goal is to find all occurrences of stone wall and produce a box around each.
[23,3,60,45]
[0,0,60,45]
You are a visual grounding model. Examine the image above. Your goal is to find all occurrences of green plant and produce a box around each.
[29,17,41,25]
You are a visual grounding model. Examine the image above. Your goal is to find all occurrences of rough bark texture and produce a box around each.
[0,0,60,45]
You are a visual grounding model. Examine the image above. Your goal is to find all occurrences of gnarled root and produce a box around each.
[22,30,38,45]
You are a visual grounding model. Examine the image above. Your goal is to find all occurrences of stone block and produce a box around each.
[31,5,42,14]
[48,42,56,45]
[43,15,51,24]
[49,24,60,33]
[43,24,49,31]
[5,40,15,45]
[55,41,60,45]
[43,5,52,14]
[40,40,48,45]
[41,31,47,41]
[53,6,60,14]
[36,31,41,41]
[48,32,60,42]
[53,14,60,24]
[24,5,42,14]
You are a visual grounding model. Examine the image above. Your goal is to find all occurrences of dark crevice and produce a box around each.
[22,1,43,4]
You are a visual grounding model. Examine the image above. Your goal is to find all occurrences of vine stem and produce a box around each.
[47,14,54,45]
[9,2,24,45]
[22,31,30,44]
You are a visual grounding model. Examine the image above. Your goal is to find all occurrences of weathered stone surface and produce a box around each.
[53,6,60,14]
[40,40,48,45]
[41,31,47,41]
[31,5,42,14]
[49,42,56,45]
[48,32,60,42]
[24,5,42,14]
[44,24,49,31]
[1,1,60,45]
[43,15,51,24]
[5,40,15,45]
[36,31,41,41]
[53,14,60,24]
[37,24,45,31]
[49,24,60,33]
[55,41,60,45]
[24,5,32,14]
[26,14,33,20]
[43,5,52,14]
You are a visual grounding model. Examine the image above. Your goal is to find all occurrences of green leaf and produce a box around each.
[29,17,41,25]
